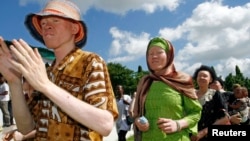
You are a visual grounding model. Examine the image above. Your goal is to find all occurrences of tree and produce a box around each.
[107,63,149,97]
[107,62,135,96]
[224,65,250,92]
[224,73,234,91]
[135,65,148,85]
[235,65,245,86]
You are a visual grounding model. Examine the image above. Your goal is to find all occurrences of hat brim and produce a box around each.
[25,13,87,48]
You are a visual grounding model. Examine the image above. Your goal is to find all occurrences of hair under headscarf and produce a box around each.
[132,37,197,118]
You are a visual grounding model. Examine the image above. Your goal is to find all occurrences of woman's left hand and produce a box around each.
[157,118,178,133]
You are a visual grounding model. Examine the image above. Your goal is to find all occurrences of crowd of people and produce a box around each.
[0,74,13,131]
[115,85,133,141]
[131,37,202,141]
[128,37,249,141]
[0,0,249,141]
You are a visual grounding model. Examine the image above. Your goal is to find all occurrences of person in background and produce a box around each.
[209,77,225,92]
[0,0,118,140]
[227,84,243,119]
[0,74,11,128]
[242,86,250,107]
[228,86,249,125]
[131,37,202,141]
[191,65,230,141]
[7,91,14,126]
[209,77,242,125]
[115,85,132,141]
[209,77,232,110]
[5,75,15,126]
[129,91,137,118]
[242,86,250,120]
[22,77,34,102]
[3,77,37,141]
[227,84,241,110]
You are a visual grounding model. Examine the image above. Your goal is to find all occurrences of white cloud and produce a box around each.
[19,0,42,7]
[107,1,250,78]
[219,58,250,77]
[20,0,182,15]
[92,0,182,15]
[159,1,250,78]
[159,26,184,41]
[19,0,250,78]
[108,27,150,63]
[19,0,94,13]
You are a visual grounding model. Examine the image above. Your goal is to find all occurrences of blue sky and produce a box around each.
[1,0,250,78]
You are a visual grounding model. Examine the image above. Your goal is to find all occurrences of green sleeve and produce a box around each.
[182,95,202,135]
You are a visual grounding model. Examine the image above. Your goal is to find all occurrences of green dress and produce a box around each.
[141,81,202,141]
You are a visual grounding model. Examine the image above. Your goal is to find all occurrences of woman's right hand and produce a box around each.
[134,117,149,131]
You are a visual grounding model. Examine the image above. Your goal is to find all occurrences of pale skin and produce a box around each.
[3,129,36,141]
[3,80,36,140]
[229,87,242,109]
[136,46,189,133]
[191,71,231,141]
[147,46,167,72]
[209,80,224,92]
[0,16,113,136]
[22,78,34,99]
[191,71,212,141]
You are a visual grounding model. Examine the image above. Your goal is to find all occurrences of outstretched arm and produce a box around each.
[0,37,35,134]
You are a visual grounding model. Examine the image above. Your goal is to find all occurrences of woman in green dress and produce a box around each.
[131,37,202,141]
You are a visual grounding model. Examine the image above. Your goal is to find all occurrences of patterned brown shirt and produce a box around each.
[29,48,118,141]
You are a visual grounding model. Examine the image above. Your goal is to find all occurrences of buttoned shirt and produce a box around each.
[29,48,118,141]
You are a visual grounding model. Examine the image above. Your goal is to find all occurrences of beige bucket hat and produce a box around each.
[25,0,87,48]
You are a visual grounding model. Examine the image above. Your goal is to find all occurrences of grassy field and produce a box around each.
[127,136,134,141]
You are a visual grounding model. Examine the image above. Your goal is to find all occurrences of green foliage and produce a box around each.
[107,63,250,95]
[5,40,250,93]
[135,65,149,86]
[107,63,148,97]
[224,73,234,91]
[127,135,134,141]
[107,62,136,96]
[224,65,250,91]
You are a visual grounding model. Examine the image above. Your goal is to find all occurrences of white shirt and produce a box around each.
[116,94,132,132]
[0,82,10,101]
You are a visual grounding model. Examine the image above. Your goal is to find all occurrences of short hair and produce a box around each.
[193,65,217,83]
[215,77,224,88]
[232,83,241,90]
[242,86,248,91]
